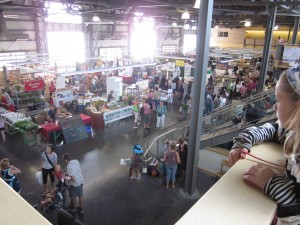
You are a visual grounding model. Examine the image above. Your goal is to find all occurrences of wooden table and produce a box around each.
[0,179,51,225]
[176,142,285,225]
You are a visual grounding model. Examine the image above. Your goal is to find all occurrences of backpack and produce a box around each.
[140,106,144,115]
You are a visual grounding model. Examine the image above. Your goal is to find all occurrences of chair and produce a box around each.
[73,219,84,225]
[57,209,74,225]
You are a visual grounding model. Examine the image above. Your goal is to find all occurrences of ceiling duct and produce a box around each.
[0,10,29,40]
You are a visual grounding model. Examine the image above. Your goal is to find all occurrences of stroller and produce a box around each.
[41,181,68,214]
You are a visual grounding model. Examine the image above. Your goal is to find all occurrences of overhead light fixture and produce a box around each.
[274,25,279,30]
[181,10,190,20]
[194,0,200,9]
[172,22,177,26]
[244,21,251,27]
[184,24,190,30]
[92,16,100,22]
[214,25,219,29]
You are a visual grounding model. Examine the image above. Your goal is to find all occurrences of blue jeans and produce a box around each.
[166,164,177,184]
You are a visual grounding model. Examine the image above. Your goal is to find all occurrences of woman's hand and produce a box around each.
[243,164,276,190]
[228,148,248,167]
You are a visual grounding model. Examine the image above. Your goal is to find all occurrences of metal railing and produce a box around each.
[142,88,276,161]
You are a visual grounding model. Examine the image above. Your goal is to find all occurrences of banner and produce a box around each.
[282,47,300,67]
[24,80,44,91]
[103,106,133,125]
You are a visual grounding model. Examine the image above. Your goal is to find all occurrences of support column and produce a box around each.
[257,4,277,93]
[34,15,41,53]
[3,66,7,89]
[128,21,132,58]
[185,0,214,195]
[179,27,184,54]
[292,17,300,44]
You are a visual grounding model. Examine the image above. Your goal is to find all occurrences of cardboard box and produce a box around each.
[274,60,289,69]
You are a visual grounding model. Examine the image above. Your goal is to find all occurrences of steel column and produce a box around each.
[292,17,300,44]
[128,22,132,57]
[184,0,214,195]
[179,27,184,54]
[34,15,41,53]
[257,4,277,92]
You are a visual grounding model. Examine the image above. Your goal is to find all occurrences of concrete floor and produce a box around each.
[0,102,217,225]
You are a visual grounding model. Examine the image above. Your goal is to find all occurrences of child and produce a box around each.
[229,67,300,224]
[130,145,144,184]
[54,165,64,188]
[41,165,64,208]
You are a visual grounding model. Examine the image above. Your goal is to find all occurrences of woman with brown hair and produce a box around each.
[40,144,57,196]
[163,141,181,189]
[0,158,22,193]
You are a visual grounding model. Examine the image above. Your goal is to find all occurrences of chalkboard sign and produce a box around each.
[59,115,88,144]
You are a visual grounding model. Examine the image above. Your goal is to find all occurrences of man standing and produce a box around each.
[63,153,84,213]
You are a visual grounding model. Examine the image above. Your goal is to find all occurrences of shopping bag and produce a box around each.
[35,170,43,185]
[120,158,131,166]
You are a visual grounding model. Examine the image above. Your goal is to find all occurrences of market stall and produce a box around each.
[1,110,39,146]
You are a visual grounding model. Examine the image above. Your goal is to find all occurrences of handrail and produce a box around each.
[141,88,276,159]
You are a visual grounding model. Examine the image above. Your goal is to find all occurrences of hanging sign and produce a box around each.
[24,80,44,91]
[175,60,185,67]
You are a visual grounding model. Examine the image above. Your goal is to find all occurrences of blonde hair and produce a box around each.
[169,141,177,150]
[0,158,10,170]
[280,71,300,155]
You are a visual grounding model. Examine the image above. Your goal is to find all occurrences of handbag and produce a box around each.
[35,170,43,185]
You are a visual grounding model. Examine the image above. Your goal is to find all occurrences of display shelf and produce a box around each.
[14,90,45,111]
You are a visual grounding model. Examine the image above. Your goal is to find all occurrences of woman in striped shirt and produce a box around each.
[229,68,300,225]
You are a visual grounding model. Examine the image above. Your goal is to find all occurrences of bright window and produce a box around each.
[47,31,85,65]
[131,17,157,59]
[183,34,196,54]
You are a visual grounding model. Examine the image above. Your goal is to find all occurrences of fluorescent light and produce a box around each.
[4,14,19,18]
[92,16,100,22]
[172,22,177,26]
[194,0,200,9]
[181,11,190,20]
[274,25,279,30]
[214,25,219,29]
[245,21,251,27]
[134,12,143,17]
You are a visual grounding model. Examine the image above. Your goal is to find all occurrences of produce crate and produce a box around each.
[32,114,45,124]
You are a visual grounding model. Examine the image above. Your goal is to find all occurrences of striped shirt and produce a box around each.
[232,121,300,218]
[66,159,84,187]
